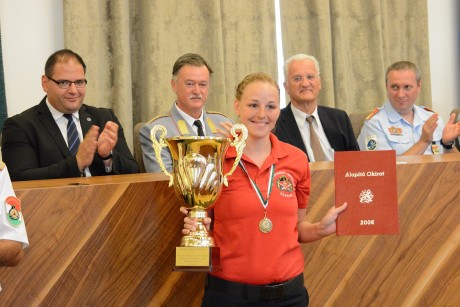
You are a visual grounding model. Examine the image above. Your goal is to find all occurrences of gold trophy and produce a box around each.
[151,124,247,271]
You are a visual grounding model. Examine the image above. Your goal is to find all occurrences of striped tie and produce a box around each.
[63,114,80,155]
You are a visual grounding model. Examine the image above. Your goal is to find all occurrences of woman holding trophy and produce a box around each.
[182,72,347,306]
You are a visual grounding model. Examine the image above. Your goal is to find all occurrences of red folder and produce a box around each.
[334,150,399,235]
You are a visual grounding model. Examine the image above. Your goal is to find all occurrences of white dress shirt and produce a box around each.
[290,104,334,161]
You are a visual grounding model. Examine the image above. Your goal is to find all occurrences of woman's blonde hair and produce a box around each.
[235,72,280,100]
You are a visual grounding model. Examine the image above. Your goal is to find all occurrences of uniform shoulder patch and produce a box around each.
[206,110,228,118]
[422,107,436,113]
[146,114,169,124]
[365,108,380,120]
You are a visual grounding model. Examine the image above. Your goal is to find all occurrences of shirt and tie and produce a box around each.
[306,115,327,161]
[174,103,206,136]
[46,101,112,175]
[291,104,334,162]
[63,113,80,155]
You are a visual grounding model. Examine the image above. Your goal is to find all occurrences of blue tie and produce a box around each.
[63,114,80,155]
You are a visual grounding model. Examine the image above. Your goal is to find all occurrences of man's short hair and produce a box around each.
[172,53,213,79]
[284,54,321,80]
[385,61,421,84]
[45,49,86,77]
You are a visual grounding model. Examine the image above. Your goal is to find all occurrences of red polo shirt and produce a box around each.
[210,133,310,285]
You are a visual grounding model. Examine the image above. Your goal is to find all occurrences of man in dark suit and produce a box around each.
[1,49,139,181]
[274,54,358,161]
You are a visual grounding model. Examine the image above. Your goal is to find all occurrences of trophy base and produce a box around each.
[174,246,221,272]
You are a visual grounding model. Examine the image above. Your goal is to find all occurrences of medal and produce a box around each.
[239,162,275,234]
[259,213,273,233]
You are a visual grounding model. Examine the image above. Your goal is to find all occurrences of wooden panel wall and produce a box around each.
[0,154,459,306]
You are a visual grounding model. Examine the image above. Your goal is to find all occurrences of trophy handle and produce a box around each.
[150,125,174,186]
[222,124,248,186]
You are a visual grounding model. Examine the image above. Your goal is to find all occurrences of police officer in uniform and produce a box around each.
[358,61,460,155]
[140,53,231,173]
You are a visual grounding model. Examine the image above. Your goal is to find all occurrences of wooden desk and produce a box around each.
[1,154,459,306]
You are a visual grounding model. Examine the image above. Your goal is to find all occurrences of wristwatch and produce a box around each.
[440,139,454,150]
[99,150,113,160]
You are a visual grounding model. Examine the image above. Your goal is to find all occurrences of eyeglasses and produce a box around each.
[292,74,319,83]
[46,76,88,89]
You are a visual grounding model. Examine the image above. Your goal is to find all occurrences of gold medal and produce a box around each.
[259,216,273,233]
[239,162,276,234]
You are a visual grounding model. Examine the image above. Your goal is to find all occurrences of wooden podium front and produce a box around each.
[1,154,459,306]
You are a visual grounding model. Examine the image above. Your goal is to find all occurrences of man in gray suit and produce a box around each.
[140,53,231,173]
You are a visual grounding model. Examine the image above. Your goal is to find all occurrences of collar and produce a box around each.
[384,100,430,126]
[226,133,289,163]
[174,102,204,128]
[290,103,319,126]
[46,99,80,121]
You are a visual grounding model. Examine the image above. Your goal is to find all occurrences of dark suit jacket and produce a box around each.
[1,97,139,181]
[274,103,359,161]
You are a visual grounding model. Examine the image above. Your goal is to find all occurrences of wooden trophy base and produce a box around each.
[174,246,221,272]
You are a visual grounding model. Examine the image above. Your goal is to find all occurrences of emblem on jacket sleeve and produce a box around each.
[365,135,377,150]
[5,196,23,227]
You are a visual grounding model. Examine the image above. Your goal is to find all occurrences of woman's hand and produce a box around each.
[318,202,348,236]
[180,206,212,235]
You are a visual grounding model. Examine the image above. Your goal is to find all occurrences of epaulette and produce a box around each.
[146,114,169,125]
[422,106,436,114]
[0,161,5,171]
[365,108,380,120]
[207,110,228,117]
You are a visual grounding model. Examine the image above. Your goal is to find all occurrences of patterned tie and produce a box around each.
[63,114,80,155]
[193,120,205,136]
[306,115,327,162]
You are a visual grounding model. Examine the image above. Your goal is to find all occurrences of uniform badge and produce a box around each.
[177,120,189,135]
[431,142,440,155]
[388,126,403,135]
[365,135,377,150]
[5,196,23,227]
[206,118,217,134]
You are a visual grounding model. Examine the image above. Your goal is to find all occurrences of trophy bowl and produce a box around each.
[168,136,229,247]
[151,124,247,270]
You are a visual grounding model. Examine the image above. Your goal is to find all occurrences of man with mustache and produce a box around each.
[358,61,460,155]
[274,54,359,162]
[140,53,231,173]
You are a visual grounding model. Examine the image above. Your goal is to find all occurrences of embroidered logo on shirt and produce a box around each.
[275,172,295,198]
